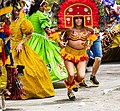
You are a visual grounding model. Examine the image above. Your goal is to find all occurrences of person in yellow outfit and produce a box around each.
[60,16,97,100]
[0,4,12,109]
[8,2,54,99]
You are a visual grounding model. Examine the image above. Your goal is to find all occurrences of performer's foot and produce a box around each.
[79,80,88,88]
[90,75,99,86]
[68,91,76,101]
[72,84,79,92]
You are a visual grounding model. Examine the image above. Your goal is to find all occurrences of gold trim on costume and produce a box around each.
[64,3,93,28]
[65,45,86,56]
[60,45,88,63]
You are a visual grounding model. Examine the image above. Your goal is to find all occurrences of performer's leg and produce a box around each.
[75,61,87,86]
[64,60,76,100]
[79,59,89,88]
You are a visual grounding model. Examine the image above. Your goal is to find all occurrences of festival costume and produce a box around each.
[58,0,100,100]
[60,30,97,63]
[60,31,97,93]
[0,5,13,109]
[60,45,88,63]
[0,23,11,91]
[0,4,13,91]
[100,0,120,62]
[9,17,54,99]
[102,23,120,62]
[0,37,7,90]
[26,10,67,82]
[101,0,120,55]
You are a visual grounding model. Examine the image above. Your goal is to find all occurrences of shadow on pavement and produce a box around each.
[41,97,90,105]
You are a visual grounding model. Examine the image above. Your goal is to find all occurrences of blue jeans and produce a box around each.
[87,37,102,59]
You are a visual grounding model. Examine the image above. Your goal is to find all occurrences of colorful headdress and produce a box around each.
[58,0,100,28]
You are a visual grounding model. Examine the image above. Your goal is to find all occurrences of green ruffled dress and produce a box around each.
[26,11,67,82]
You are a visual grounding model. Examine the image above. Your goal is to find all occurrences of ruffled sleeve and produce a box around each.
[20,19,34,35]
[87,34,98,48]
[38,12,51,29]
[87,34,98,42]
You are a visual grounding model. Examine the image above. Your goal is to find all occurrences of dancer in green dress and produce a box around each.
[27,0,67,82]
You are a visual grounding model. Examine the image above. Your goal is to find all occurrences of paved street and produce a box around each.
[3,63,120,111]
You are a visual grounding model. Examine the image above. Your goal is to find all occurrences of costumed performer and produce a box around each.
[60,16,97,100]
[57,0,100,100]
[0,8,11,92]
[7,1,54,100]
[0,3,12,109]
[26,0,67,82]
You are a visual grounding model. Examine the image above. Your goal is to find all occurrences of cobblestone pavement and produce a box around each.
[2,63,120,111]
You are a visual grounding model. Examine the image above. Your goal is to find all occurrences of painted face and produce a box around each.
[75,17,83,26]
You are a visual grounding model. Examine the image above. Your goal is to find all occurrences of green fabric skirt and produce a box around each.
[27,33,67,82]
